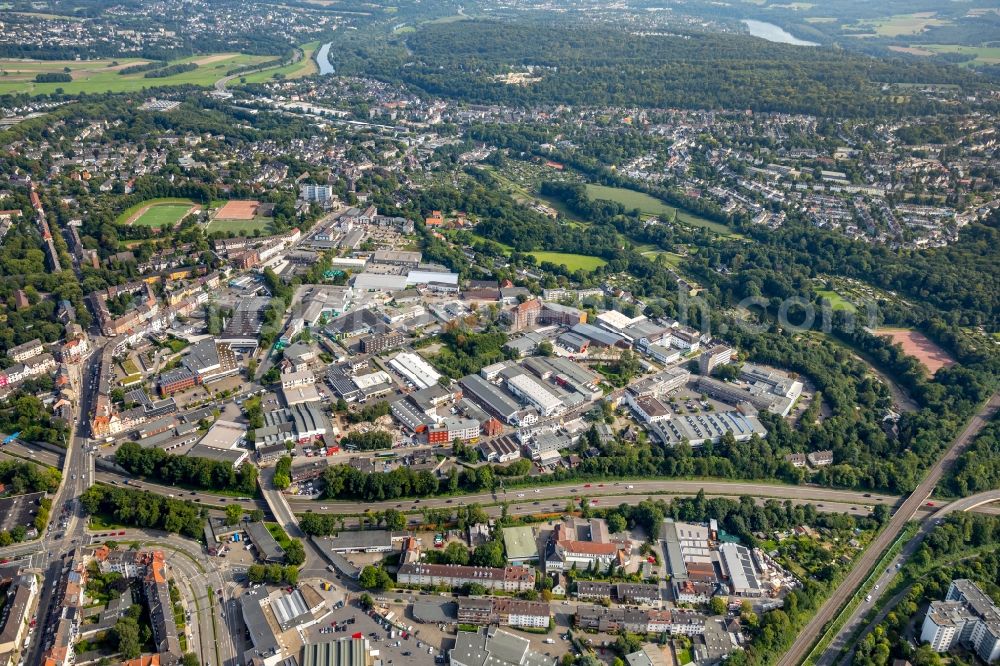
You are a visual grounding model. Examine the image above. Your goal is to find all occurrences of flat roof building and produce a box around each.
[245,521,286,563]
[241,587,283,665]
[460,374,521,425]
[502,526,539,564]
[507,374,563,417]
[719,542,764,598]
[450,628,555,666]
[389,352,441,390]
[301,637,375,666]
[317,530,395,553]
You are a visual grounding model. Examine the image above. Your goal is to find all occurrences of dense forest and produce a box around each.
[328,20,982,117]
[939,418,1000,497]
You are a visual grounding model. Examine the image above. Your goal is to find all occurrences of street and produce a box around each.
[777,391,1000,666]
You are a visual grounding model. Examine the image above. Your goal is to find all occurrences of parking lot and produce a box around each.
[303,600,442,666]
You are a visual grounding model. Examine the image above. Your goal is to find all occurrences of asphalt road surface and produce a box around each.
[287,479,901,514]
[776,391,1000,666]
[820,488,1000,666]
[20,351,97,666]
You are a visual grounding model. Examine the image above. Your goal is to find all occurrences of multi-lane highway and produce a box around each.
[777,391,1000,666]
[287,478,900,514]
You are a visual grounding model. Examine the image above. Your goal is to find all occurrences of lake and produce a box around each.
[317,42,334,75]
[742,19,818,46]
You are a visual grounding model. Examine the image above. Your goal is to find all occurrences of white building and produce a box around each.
[300,183,334,203]
[389,352,442,390]
[719,543,765,598]
[280,369,316,389]
[920,580,1000,662]
[506,374,563,417]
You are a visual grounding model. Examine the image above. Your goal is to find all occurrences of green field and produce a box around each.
[585,184,732,235]
[817,289,857,313]
[236,41,321,85]
[115,197,198,225]
[205,217,272,236]
[133,203,194,229]
[0,53,272,96]
[852,12,949,37]
[529,251,606,271]
[921,44,1000,65]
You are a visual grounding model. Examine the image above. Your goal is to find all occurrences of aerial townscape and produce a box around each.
[0,1,998,666]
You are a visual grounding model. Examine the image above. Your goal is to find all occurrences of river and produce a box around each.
[742,19,818,46]
[317,42,334,75]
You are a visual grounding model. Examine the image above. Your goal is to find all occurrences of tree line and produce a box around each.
[80,485,206,539]
[115,441,259,496]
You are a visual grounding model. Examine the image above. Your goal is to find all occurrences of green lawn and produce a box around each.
[266,522,294,549]
[89,514,125,530]
[133,203,195,229]
[585,184,732,234]
[205,217,272,236]
[0,53,272,96]
[236,41,321,85]
[816,289,857,313]
[115,197,198,225]
[529,251,607,272]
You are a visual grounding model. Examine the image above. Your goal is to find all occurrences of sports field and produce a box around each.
[585,184,732,235]
[215,200,261,220]
[205,218,272,235]
[875,328,955,374]
[116,198,200,229]
[529,251,606,271]
[134,204,195,229]
[0,53,272,96]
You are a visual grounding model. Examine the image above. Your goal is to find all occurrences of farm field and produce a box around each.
[236,41,321,84]
[875,328,956,374]
[116,197,200,227]
[851,12,949,37]
[0,53,272,96]
[529,251,606,272]
[919,44,1000,65]
[584,184,732,235]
